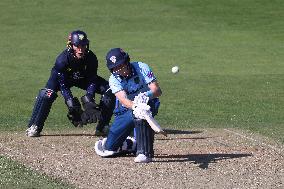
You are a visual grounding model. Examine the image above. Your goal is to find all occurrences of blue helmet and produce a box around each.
[69,30,89,46]
[106,48,130,72]
[67,30,90,56]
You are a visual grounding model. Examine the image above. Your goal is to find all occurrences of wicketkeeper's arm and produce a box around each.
[57,72,73,101]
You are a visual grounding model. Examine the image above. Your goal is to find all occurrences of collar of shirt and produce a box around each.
[114,63,137,81]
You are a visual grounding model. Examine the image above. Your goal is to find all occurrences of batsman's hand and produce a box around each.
[66,97,84,127]
[133,92,149,104]
[81,95,102,125]
[132,103,151,120]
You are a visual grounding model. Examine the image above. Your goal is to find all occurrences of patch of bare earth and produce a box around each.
[0,128,283,189]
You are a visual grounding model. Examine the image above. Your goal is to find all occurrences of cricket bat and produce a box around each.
[144,111,167,137]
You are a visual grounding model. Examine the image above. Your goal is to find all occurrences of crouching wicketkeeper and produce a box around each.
[26,30,115,137]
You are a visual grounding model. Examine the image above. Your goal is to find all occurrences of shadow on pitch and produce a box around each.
[156,136,212,141]
[164,129,203,135]
[42,129,202,137]
[154,153,252,169]
[156,129,206,141]
[41,133,98,137]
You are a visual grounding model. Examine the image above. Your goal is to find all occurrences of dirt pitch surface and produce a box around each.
[0,128,283,189]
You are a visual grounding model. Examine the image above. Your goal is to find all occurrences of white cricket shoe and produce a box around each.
[134,154,152,163]
[94,138,116,157]
[26,125,40,137]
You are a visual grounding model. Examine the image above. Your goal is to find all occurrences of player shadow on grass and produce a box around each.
[154,153,252,169]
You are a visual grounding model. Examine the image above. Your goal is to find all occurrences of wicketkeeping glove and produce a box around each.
[66,97,84,127]
[81,95,102,125]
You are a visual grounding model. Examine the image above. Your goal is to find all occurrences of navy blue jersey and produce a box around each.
[53,49,98,80]
[48,49,99,100]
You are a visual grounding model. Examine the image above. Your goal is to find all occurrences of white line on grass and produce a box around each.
[224,129,284,156]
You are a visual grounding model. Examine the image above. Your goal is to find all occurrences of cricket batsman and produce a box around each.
[94,48,162,163]
[26,30,115,137]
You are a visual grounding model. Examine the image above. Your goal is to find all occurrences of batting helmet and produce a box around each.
[67,30,90,53]
[106,48,130,72]
[69,30,89,46]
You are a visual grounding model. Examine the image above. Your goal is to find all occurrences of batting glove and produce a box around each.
[132,103,151,120]
[133,92,149,104]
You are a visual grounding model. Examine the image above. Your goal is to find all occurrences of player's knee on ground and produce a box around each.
[95,136,136,157]
[103,111,135,151]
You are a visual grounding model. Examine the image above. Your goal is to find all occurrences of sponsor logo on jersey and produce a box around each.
[140,67,154,79]
[147,71,154,78]
[72,71,84,79]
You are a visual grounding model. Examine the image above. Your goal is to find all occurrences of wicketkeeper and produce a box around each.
[94,48,162,163]
[26,30,115,137]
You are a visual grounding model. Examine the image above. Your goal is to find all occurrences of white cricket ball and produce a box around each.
[171,66,179,74]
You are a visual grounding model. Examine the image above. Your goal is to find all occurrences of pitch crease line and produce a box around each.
[223,128,284,156]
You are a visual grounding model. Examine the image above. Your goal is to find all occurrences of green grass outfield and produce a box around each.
[0,0,283,187]
[0,156,74,188]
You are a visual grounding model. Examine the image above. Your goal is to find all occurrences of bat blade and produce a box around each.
[144,112,167,137]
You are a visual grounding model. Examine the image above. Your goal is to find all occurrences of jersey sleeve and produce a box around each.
[137,62,157,84]
[109,75,123,94]
[53,51,68,73]
[57,72,73,100]
[85,51,99,97]
[86,51,98,78]
[53,51,73,100]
